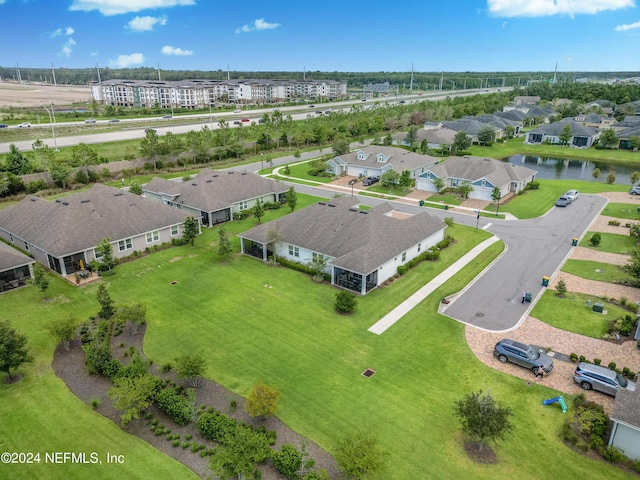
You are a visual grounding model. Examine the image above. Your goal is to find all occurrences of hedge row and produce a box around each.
[276,257,331,282]
[397,235,455,276]
[156,387,194,426]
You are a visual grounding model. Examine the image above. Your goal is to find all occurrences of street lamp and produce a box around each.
[209,102,214,130]
[261,153,264,173]
[42,101,58,151]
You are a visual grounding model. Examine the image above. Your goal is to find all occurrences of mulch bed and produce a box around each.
[463,442,497,464]
[52,323,339,479]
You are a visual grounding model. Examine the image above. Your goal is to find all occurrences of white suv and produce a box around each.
[18,122,31,128]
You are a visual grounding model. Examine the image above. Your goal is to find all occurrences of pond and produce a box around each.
[505,154,638,185]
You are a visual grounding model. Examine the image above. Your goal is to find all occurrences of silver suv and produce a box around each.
[573,362,635,396]
[493,339,554,374]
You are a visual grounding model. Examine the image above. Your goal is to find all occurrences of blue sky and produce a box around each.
[0,0,638,73]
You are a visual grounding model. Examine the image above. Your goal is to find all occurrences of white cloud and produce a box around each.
[50,26,75,38]
[161,45,193,56]
[488,0,635,18]
[615,20,640,31]
[502,21,507,27]
[70,0,195,16]
[235,18,281,34]
[110,53,145,68]
[127,15,167,31]
[60,38,77,57]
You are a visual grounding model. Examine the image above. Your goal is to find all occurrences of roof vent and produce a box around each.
[114,193,123,196]
[241,172,247,175]
[212,174,219,177]
[228,171,234,174]
[30,197,37,202]
[318,202,326,205]
[359,210,368,214]
[349,207,359,212]
[55,199,62,203]
[80,199,90,203]
[191,183,197,186]
[327,204,336,207]
[62,202,69,206]
[206,180,212,183]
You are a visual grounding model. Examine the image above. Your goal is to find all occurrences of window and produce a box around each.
[417,243,421,252]
[402,252,406,262]
[24,241,29,251]
[288,245,299,257]
[357,152,366,160]
[171,225,179,236]
[312,252,318,260]
[146,231,159,244]
[94,248,103,259]
[240,200,248,210]
[118,238,133,252]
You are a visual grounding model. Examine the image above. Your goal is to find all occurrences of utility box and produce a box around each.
[572,237,578,246]
[592,302,604,313]
[419,200,424,207]
[542,276,550,287]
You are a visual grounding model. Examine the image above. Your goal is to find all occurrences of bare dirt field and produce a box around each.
[0,82,91,108]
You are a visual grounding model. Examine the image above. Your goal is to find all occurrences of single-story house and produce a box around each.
[513,96,540,106]
[573,113,616,129]
[415,156,537,201]
[617,125,640,150]
[464,115,523,136]
[238,196,446,295]
[0,184,193,278]
[325,146,439,179]
[502,104,556,124]
[143,168,289,226]
[608,388,640,461]
[0,241,34,292]
[391,127,458,150]
[525,119,599,148]
[494,109,528,123]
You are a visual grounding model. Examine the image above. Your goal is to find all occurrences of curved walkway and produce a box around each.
[465,316,640,414]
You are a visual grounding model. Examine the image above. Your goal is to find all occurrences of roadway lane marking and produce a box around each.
[483,223,492,230]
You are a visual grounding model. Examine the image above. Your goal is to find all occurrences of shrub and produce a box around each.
[397,265,407,276]
[155,387,195,426]
[622,367,632,378]
[594,358,601,365]
[444,216,455,227]
[90,398,101,410]
[526,181,540,190]
[229,399,237,412]
[569,353,578,363]
[579,355,586,363]
[161,362,172,373]
[589,233,601,247]
[272,443,305,480]
[172,439,180,447]
[197,411,241,443]
[608,220,620,226]
[601,446,626,464]
[335,291,357,314]
[608,362,617,371]
[26,179,48,194]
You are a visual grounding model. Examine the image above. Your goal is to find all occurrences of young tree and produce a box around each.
[129,181,143,195]
[335,291,358,314]
[253,199,265,223]
[6,144,32,175]
[109,374,159,426]
[96,284,115,319]
[0,320,33,381]
[95,237,114,273]
[217,226,233,260]
[457,181,473,200]
[599,129,619,149]
[432,177,445,194]
[589,233,601,247]
[398,170,412,188]
[208,424,272,479]
[477,125,496,146]
[405,125,418,145]
[49,159,72,189]
[307,254,329,282]
[452,131,471,153]
[175,352,207,387]
[117,302,147,335]
[182,216,199,247]
[285,186,298,212]
[334,431,387,480]
[245,380,281,419]
[272,443,316,480]
[32,263,50,299]
[606,169,617,184]
[555,278,567,297]
[332,138,350,156]
[46,315,79,350]
[266,228,284,263]
[630,171,640,185]
[592,167,601,182]
[453,390,514,451]
[139,128,160,162]
[380,170,400,188]
[491,186,502,215]
[558,124,573,145]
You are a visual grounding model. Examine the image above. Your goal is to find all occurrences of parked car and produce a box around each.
[564,189,579,202]
[108,118,120,123]
[18,122,31,128]
[555,195,571,207]
[493,339,554,374]
[630,186,640,195]
[573,362,636,396]
[362,176,379,186]
[0,124,8,128]
[84,118,96,124]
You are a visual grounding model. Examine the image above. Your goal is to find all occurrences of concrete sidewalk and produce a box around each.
[368,236,501,335]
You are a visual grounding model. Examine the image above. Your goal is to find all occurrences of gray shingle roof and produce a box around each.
[144,169,288,212]
[494,110,527,122]
[529,119,598,137]
[334,146,438,173]
[0,184,190,257]
[611,388,640,429]
[427,156,536,186]
[0,241,34,272]
[240,197,445,274]
[392,128,457,145]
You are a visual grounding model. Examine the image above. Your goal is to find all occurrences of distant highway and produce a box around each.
[0,88,508,154]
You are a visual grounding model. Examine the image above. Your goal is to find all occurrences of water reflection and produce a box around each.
[505,154,637,184]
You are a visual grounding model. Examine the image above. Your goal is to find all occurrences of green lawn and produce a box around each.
[0,208,634,479]
[424,193,461,206]
[281,161,335,184]
[601,203,640,221]
[531,290,631,340]
[579,232,636,255]
[561,259,635,284]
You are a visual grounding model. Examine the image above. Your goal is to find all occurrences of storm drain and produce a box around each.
[362,368,376,378]
[475,312,485,317]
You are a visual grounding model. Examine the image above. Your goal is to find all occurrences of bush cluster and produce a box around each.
[396,235,455,276]
[155,387,194,426]
[197,410,276,446]
[277,257,331,281]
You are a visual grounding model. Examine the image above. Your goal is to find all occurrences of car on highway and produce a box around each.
[85,118,96,124]
[241,118,250,123]
[144,128,156,133]
[555,195,571,207]
[399,100,406,104]
[108,118,120,123]
[18,122,31,128]
[564,189,579,202]
[233,120,241,125]
[308,105,315,108]
[630,186,640,195]
[0,124,8,128]
[493,339,554,374]
[573,362,635,396]
[162,114,172,119]
[315,111,323,115]
[233,109,241,113]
